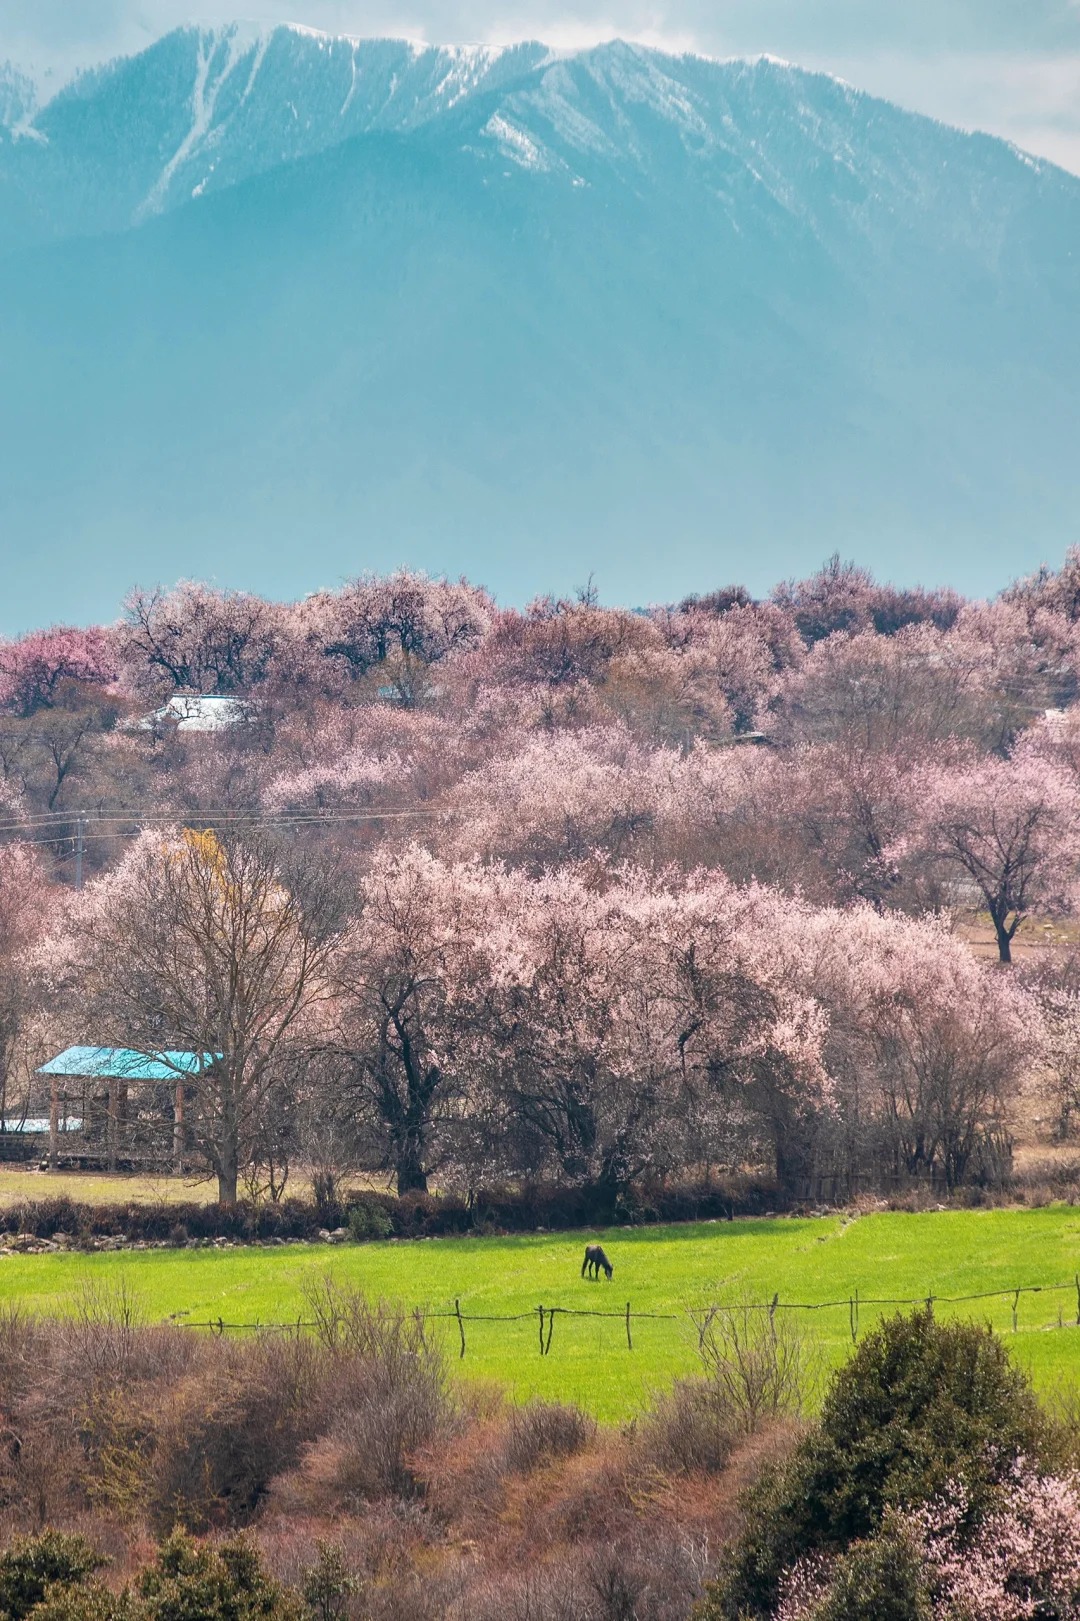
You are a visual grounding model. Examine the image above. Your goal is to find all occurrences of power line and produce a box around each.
[0,806,442,847]
[0,806,439,829]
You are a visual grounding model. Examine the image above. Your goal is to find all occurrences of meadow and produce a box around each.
[1,1206,1079,1419]
[0,1168,221,1206]
[0,1167,392,1206]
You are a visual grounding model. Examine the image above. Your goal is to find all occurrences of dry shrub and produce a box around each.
[884,1187,935,1214]
[702,1418,805,1547]
[464,1527,713,1621]
[688,1298,815,1433]
[417,1399,598,1539]
[846,1194,885,1218]
[504,1434,636,1553]
[636,1376,736,1476]
[34,1311,325,1534]
[0,1427,86,1534]
[1012,1155,1080,1195]
[413,1413,507,1528]
[0,1307,43,1417]
[0,1303,123,1530]
[61,1281,147,1385]
[262,1509,455,1621]
[137,1333,323,1531]
[502,1402,597,1474]
[33,1281,184,1399]
[261,1499,430,1586]
[0,1292,801,1620]
[464,1559,595,1621]
[427,1426,631,1561]
[281,1283,457,1505]
[55,1287,454,1531]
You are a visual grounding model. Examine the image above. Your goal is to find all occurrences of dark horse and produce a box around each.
[582,1243,613,1280]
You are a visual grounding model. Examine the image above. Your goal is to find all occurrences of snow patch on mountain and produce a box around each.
[43,28,551,219]
[484,112,551,170]
[0,62,37,134]
[139,31,233,217]
[434,43,512,108]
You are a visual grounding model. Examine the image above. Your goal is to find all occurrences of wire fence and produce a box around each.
[173,1275,1080,1358]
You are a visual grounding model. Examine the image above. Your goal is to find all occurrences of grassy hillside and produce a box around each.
[2,1207,1079,1419]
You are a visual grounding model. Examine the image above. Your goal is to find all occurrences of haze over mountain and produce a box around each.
[1,23,1078,630]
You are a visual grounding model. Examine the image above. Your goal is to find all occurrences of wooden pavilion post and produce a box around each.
[48,1075,59,1170]
[107,1076,118,1171]
[173,1079,185,1174]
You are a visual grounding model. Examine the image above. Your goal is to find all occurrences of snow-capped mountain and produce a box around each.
[0,62,35,133]
[1,27,556,241]
[5,25,1073,253]
[0,26,1078,626]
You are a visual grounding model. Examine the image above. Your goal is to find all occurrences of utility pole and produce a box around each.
[74,816,85,891]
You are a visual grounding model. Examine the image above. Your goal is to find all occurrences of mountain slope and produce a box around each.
[0,27,552,247]
[0,31,1078,627]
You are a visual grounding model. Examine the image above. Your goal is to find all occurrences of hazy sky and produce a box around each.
[3,0,1080,174]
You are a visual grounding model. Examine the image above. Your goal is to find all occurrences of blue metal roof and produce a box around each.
[37,1047,214,1081]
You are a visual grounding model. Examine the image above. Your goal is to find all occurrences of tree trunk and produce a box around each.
[392,1099,429,1193]
[396,1157,428,1196]
[217,1127,239,1205]
[217,1073,240,1205]
[988,900,1015,964]
[590,1166,623,1224]
[772,1105,813,1196]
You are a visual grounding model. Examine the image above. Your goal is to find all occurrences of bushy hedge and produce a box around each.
[0,1173,779,1246]
[696,1309,1051,1621]
[2,1532,303,1621]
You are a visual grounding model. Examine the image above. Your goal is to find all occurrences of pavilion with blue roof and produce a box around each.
[36,1046,215,1171]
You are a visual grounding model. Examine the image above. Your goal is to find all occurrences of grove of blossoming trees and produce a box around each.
[3,554,1080,1201]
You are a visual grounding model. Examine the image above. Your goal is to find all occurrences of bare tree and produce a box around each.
[330,848,499,1196]
[688,1294,815,1432]
[0,844,52,1130]
[73,827,349,1203]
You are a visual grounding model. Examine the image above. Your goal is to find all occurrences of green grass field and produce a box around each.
[1,1207,1079,1421]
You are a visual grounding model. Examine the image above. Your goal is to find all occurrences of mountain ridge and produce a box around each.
[5,28,1071,251]
[0,27,1078,628]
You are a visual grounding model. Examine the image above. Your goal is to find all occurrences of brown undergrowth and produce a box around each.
[0,1283,805,1620]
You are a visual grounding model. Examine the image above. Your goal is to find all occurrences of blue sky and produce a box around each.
[4,0,1080,173]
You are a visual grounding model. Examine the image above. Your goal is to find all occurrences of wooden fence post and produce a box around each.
[625,1301,632,1351]
[538,1304,545,1356]
[455,1298,466,1360]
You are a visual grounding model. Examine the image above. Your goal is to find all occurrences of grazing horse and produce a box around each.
[582,1243,613,1280]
